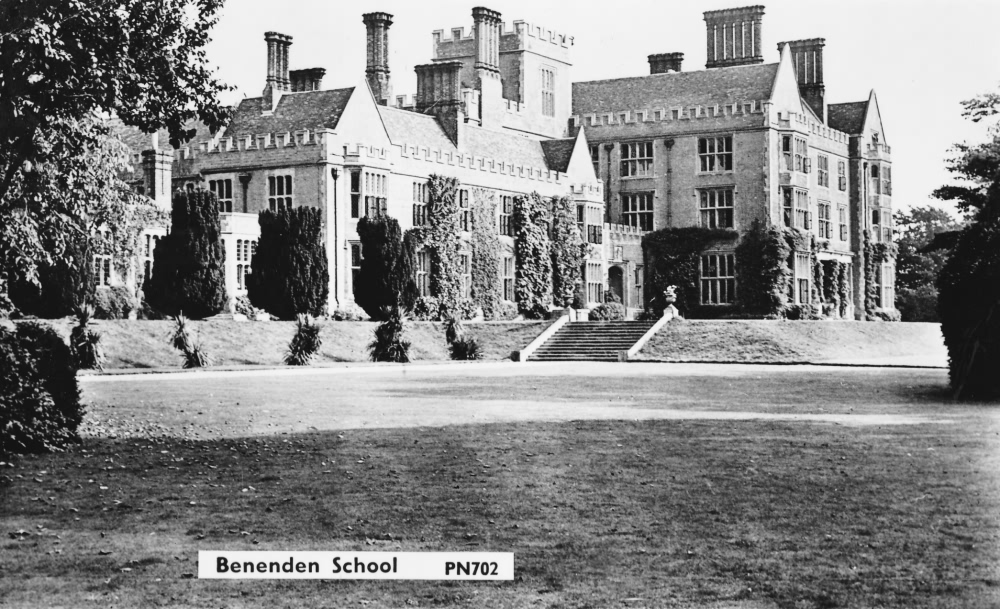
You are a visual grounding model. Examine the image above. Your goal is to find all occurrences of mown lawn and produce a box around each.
[1,364,998,608]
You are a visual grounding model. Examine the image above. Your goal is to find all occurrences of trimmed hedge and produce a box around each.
[354,215,411,321]
[937,209,1000,399]
[247,206,329,321]
[144,189,228,319]
[0,323,82,457]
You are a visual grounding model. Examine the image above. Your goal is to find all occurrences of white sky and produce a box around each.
[206,0,1000,213]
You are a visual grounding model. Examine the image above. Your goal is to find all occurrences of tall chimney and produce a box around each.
[415,61,464,146]
[780,38,826,123]
[649,52,684,74]
[290,67,326,92]
[263,32,293,111]
[472,7,503,127]
[363,12,393,106]
[704,6,764,69]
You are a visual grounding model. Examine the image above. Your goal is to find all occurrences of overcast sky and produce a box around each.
[205,0,1000,214]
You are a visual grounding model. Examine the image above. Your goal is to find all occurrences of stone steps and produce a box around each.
[528,320,656,362]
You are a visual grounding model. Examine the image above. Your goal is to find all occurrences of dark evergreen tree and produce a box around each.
[354,215,416,321]
[550,196,587,308]
[143,189,228,319]
[246,206,329,320]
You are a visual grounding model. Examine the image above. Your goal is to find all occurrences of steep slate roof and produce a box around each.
[827,101,868,134]
[226,88,355,137]
[377,105,454,150]
[463,125,550,169]
[539,138,577,173]
[572,63,780,115]
[110,116,217,152]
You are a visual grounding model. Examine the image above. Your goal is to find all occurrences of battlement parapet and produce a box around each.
[433,18,572,60]
[394,140,564,184]
[571,99,767,129]
[190,129,326,159]
[606,222,646,242]
[343,143,390,162]
[777,110,850,146]
[569,182,603,199]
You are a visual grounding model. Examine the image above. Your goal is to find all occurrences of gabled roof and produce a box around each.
[464,125,550,169]
[540,138,577,173]
[226,88,355,137]
[827,100,868,135]
[377,105,455,150]
[572,63,780,115]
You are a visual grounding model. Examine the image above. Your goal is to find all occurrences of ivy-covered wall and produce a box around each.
[470,187,501,320]
[641,227,737,314]
[550,196,586,308]
[426,174,462,315]
[734,220,792,317]
[512,192,552,318]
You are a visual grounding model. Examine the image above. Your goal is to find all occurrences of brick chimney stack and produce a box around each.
[363,12,393,106]
[472,6,504,128]
[704,6,764,69]
[779,38,826,123]
[649,52,684,74]
[415,61,464,146]
[263,32,293,111]
[290,68,326,92]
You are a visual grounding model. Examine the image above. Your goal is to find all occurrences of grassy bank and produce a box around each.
[1,319,549,369]
[636,319,948,366]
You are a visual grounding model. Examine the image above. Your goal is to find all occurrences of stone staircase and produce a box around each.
[528,321,657,362]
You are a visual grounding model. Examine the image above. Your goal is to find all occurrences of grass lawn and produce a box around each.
[1,363,998,608]
[2,320,549,369]
[635,320,947,367]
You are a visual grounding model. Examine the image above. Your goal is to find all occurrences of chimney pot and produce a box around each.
[649,52,684,74]
[703,5,765,69]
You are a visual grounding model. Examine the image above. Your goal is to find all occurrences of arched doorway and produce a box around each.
[608,265,624,304]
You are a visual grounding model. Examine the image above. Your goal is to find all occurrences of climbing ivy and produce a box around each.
[641,226,738,314]
[837,262,851,318]
[426,174,462,316]
[512,192,552,318]
[470,187,501,320]
[550,196,587,308]
[734,220,792,317]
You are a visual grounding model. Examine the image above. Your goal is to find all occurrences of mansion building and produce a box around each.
[122,5,893,319]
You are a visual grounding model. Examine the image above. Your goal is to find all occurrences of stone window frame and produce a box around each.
[838,204,849,242]
[816,154,830,188]
[699,187,734,229]
[621,191,654,231]
[620,141,654,178]
[698,135,733,174]
[412,181,429,227]
[502,255,515,302]
[417,248,431,297]
[586,261,604,305]
[267,174,293,212]
[209,177,234,213]
[350,241,362,295]
[540,66,556,117]
[818,200,832,239]
[782,187,811,230]
[701,252,736,305]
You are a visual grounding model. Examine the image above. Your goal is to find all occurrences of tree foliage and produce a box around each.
[0,0,231,207]
[426,175,462,315]
[470,187,501,319]
[550,196,587,308]
[893,206,964,322]
[642,226,737,314]
[935,89,1000,399]
[734,220,792,317]
[246,207,329,321]
[1,115,167,313]
[144,189,228,319]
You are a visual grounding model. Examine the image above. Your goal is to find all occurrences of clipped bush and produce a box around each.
[247,206,329,320]
[450,337,483,361]
[354,215,413,321]
[69,305,104,371]
[0,323,82,457]
[493,301,520,321]
[144,189,228,319]
[331,304,368,321]
[870,308,902,322]
[783,304,823,321]
[369,307,410,363]
[93,285,136,320]
[589,302,626,321]
[285,314,322,366]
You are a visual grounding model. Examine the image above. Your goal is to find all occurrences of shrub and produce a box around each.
[144,189,228,319]
[9,227,94,318]
[897,285,940,322]
[69,305,104,371]
[493,301,520,321]
[169,314,211,368]
[783,304,822,321]
[937,210,1000,399]
[369,307,410,363]
[444,316,464,345]
[247,206,329,321]
[870,308,902,322]
[285,314,322,365]
[411,296,477,321]
[470,188,501,320]
[450,337,483,361]
[589,302,626,321]
[0,323,82,457]
[232,295,266,321]
[425,175,463,313]
[735,220,793,317]
[93,285,136,320]
[330,303,368,321]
